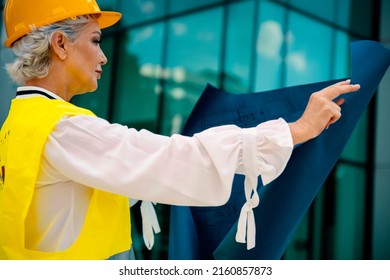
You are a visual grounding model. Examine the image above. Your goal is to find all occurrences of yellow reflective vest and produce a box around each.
[0,97,131,259]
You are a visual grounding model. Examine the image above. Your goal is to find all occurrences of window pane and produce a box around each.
[118,0,167,26]
[169,0,223,14]
[332,164,365,259]
[0,6,2,32]
[340,110,368,162]
[1,8,6,43]
[335,0,352,30]
[71,37,115,119]
[333,31,350,79]
[348,0,373,38]
[254,0,285,91]
[282,214,310,259]
[163,8,223,135]
[286,12,333,86]
[223,0,255,93]
[289,0,336,23]
[112,24,164,131]
[0,50,16,126]
[96,0,117,10]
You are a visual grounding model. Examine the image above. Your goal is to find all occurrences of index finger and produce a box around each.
[319,80,360,100]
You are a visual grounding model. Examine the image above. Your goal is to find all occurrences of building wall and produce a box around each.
[373,0,390,260]
[0,0,389,259]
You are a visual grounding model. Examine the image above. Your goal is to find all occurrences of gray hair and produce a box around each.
[6,15,96,85]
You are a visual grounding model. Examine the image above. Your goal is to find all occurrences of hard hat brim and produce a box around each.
[97,11,122,29]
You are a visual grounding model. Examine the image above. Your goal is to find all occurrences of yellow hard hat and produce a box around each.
[3,0,122,48]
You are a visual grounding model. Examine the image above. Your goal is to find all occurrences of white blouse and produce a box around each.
[19,86,294,254]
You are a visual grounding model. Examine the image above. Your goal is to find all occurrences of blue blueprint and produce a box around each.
[168,40,390,260]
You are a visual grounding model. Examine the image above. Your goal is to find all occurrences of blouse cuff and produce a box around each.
[235,118,293,249]
[235,128,260,249]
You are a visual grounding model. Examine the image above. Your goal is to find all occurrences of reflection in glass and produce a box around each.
[289,0,336,23]
[112,24,164,131]
[333,31,350,79]
[224,0,255,93]
[96,0,117,10]
[118,0,167,26]
[255,0,285,91]
[169,0,223,14]
[333,164,365,259]
[341,110,368,163]
[163,8,223,135]
[286,11,333,86]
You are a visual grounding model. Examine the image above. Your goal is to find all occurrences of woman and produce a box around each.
[0,0,360,260]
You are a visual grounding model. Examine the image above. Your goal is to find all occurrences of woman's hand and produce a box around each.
[289,79,361,145]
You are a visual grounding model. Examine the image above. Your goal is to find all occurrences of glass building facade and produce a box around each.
[0,0,389,260]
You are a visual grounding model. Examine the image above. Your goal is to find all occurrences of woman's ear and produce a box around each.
[51,31,68,61]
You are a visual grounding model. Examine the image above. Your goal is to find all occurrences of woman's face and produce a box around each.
[64,21,107,95]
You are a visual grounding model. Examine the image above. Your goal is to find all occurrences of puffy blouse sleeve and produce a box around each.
[45,115,293,249]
